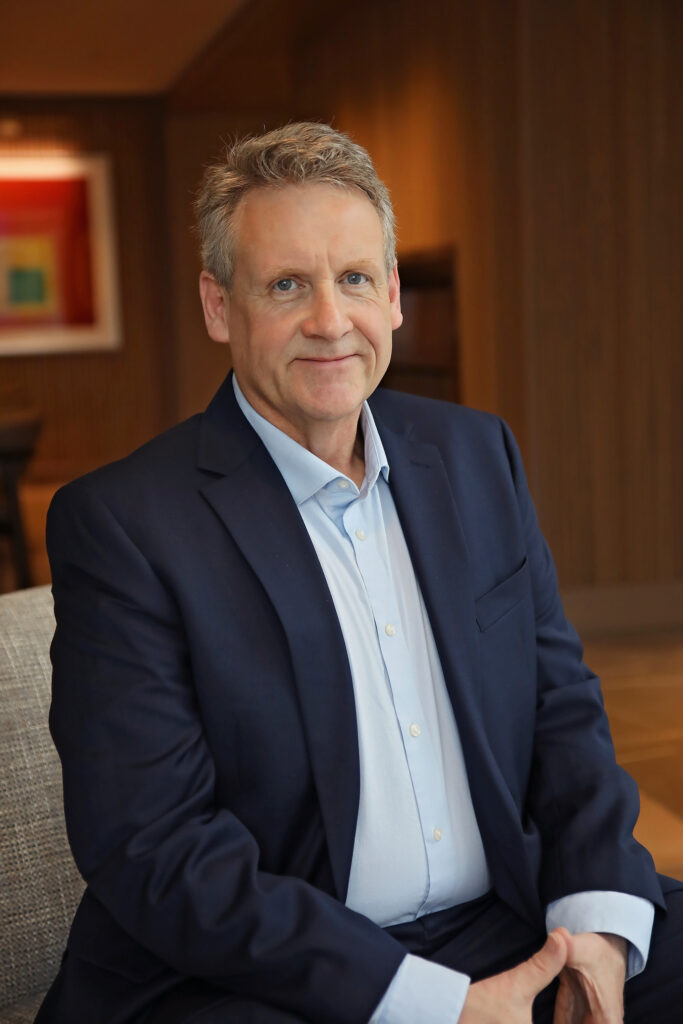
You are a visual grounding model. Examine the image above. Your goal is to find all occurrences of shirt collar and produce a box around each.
[232,374,389,506]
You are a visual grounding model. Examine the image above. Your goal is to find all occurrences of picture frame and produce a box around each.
[0,153,122,355]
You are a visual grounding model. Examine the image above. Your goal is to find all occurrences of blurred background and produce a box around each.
[0,0,681,869]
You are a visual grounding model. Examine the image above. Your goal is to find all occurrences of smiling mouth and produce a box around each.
[298,355,356,363]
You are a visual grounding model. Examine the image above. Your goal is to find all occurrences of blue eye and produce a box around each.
[274,278,296,292]
[345,272,368,285]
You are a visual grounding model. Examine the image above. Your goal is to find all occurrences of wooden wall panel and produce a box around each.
[445,0,526,441]
[614,1,683,584]
[0,98,173,482]
[521,0,615,583]
[521,0,683,585]
[169,0,318,114]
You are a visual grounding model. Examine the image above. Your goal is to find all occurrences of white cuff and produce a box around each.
[546,890,655,979]
[369,953,470,1023]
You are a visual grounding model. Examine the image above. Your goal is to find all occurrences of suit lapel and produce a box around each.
[197,376,360,900]
[376,413,540,923]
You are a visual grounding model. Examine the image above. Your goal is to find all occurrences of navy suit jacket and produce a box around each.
[43,374,663,1023]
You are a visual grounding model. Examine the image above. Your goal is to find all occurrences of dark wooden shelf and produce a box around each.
[386,247,459,403]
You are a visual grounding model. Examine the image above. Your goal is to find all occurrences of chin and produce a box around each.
[303,403,362,425]
[297,382,369,417]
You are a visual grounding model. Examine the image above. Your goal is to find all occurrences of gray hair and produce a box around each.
[195,122,396,289]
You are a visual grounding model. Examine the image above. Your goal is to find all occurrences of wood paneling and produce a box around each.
[0,98,173,482]
[169,0,321,113]
[521,0,683,584]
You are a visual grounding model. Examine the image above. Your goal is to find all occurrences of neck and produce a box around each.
[299,418,366,488]
[234,377,367,487]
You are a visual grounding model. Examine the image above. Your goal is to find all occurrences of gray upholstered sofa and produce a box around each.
[0,586,84,1023]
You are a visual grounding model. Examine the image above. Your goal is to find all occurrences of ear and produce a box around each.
[199,271,231,344]
[388,262,403,331]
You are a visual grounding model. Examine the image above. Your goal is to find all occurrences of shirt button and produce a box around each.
[409,723,421,737]
[433,828,443,842]
[384,623,396,637]
[338,479,350,490]
[355,528,366,541]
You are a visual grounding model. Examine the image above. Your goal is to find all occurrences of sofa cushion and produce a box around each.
[0,586,84,1011]
[1,990,46,1023]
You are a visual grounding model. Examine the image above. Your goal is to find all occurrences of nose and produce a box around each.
[300,285,353,341]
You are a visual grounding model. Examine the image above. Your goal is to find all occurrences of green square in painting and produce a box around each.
[8,267,46,304]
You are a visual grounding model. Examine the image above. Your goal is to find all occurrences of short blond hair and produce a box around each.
[195,122,396,288]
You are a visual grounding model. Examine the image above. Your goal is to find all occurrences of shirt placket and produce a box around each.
[338,484,455,913]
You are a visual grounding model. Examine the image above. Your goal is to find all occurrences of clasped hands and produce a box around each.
[460,929,628,1024]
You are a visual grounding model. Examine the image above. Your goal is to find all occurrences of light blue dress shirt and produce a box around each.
[233,377,653,1023]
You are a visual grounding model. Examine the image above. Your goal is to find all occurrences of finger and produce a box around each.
[553,968,588,1024]
[518,928,570,999]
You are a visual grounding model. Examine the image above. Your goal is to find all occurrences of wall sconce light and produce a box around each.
[0,120,23,141]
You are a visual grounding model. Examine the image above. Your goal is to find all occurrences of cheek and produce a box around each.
[371,318,393,366]
[240,330,288,371]
[253,314,298,358]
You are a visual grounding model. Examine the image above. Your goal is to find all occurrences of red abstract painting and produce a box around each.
[0,177,96,327]
[0,155,120,355]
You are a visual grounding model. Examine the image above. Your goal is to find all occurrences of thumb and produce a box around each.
[517,928,570,998]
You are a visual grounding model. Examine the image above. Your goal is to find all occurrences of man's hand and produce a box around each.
[553,932,627,1024]
[460,928,570,1023]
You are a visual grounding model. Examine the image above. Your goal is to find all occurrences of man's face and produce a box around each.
[200,182,402,447]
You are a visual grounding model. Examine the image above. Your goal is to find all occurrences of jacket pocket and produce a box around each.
[475,558,529,632]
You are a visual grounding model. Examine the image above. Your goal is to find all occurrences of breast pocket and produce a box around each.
[475,557,530,632]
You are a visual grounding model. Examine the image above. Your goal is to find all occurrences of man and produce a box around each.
[37,123,681,1024]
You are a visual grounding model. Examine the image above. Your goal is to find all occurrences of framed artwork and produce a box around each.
[0,154,122,355]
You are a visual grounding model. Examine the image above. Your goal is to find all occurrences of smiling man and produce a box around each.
[38,123,682,1024]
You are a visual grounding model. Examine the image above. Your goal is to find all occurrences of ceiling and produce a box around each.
[0,0,247,95]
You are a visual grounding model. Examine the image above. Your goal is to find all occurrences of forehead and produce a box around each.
[230,182,384,272]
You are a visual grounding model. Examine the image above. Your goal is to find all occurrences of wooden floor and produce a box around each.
[585,630,683,881]
[2,483,683,881]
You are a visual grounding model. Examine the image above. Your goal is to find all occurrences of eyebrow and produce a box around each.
[261,257,383,280]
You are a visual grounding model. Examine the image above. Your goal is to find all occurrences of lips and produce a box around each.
[298,354,356,363]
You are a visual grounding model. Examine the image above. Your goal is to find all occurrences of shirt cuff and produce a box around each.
[546,890,655,979]
[368,953,470,1024]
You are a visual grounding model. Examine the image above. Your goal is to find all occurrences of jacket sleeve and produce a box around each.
[47,478,406,1023]
[498,418,664,910]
